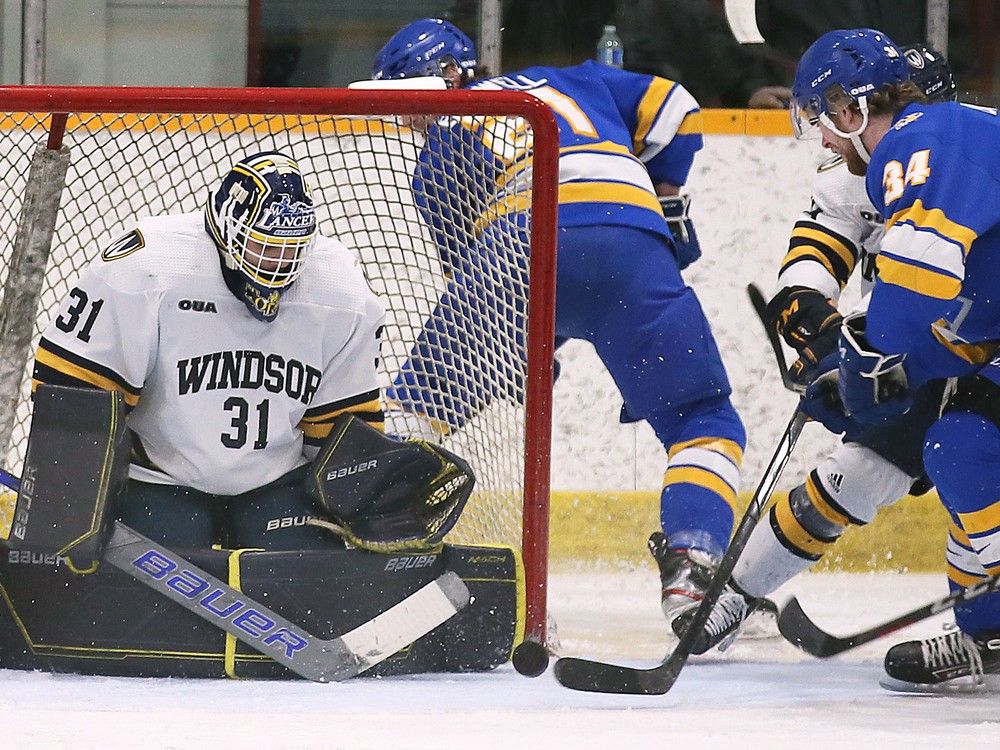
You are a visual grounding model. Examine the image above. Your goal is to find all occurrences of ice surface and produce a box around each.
[3,571,997,749]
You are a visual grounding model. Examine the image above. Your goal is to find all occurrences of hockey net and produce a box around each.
[0,87,558,646]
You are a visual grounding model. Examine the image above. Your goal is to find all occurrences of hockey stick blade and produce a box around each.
[746,283,803,393]
[554,648,688,695]
[553,408,807,695]
[779,572,1000,658]
[0,467,470,682]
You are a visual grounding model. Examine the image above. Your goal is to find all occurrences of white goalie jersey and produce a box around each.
[33,212,385,496]
[777,155,884,302]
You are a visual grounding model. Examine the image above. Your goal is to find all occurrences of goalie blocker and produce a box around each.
[0,386,521,678]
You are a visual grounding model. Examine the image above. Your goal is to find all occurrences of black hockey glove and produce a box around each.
[659,194,701,270]
[305,414,474,553]
[764,286,843,386]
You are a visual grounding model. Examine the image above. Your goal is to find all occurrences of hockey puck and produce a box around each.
[512,639,549,677]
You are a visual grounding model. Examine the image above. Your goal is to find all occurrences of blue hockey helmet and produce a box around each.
[902,43,958,102]
[205,151,316,322]
[791,28,907,140]
[372,18,477,83]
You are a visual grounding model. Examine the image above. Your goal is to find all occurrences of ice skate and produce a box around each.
[881,629,1000,693]
[648,531,718,623]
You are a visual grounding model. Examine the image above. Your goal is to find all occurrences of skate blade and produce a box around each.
[879,674,1000,695]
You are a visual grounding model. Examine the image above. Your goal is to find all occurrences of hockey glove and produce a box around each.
[800,352,863,437]
[659,194,701,270]
[837,313,912,425]
[764,286,843,386]
[305,414,474,553]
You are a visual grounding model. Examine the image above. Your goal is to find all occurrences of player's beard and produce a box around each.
[843,145,868,176]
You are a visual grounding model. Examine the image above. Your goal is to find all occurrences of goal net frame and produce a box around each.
[0,85,559,650]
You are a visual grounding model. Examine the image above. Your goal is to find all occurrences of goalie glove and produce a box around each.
[305,414,474,553]
[837,312,912,425]
[764,286,843,386]
[659,194,701,270]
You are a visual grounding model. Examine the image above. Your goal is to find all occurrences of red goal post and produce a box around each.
[0,86,558,650]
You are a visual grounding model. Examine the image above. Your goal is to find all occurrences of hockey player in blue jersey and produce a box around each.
[372,18,750,631]
[784,28,1000,691]
[677,44,963,657]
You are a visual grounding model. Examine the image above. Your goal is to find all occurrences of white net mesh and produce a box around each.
[0,100,554,593]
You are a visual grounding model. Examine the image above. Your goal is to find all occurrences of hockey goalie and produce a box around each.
[0,150,520,680]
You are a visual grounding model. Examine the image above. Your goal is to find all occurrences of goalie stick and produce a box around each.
[747,282,803,394]
[553,407,807,694]
[0,467,469,682]
[779,572,1000,658]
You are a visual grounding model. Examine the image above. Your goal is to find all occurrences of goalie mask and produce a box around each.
[790,28,907,162]
[372,18,477,86]
[205,151,317,322]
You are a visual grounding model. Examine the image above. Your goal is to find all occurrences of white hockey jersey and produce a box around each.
[777,155,884,301]
[33,212,385,495]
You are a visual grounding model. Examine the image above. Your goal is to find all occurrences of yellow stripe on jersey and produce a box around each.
[956,499,1000,537]
[676,110,703,136]
[633,78,675,154]
[299,398,384,440]
[886,199,978,257]
[667,436,744,465]
[558,181,662,213]
[875,254,962,300]
[789,225,856,273]
[781,245,839,280]
[803,474,852,527]
[772,494,836,557]
[559,140,634,157]
[662,466,738,510]
[930,326,998,365]
[33,346,140,407]
[474,194,532,233]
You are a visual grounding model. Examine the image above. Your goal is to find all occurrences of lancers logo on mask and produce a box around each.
[256,193,316,238]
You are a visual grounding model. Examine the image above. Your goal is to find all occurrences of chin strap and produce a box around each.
[820,96,872,164]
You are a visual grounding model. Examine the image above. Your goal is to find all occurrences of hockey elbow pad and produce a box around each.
[659,194,701,270]
[765,286,843,385]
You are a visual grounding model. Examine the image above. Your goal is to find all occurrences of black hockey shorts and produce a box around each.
[118,465,342,551]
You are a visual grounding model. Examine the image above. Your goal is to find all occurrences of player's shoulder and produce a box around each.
[877,103,956,153]
[811,155,868,206]
[88,212,215,292]
[292,235,384,318]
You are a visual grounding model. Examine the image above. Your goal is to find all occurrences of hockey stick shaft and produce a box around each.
[747,283,804,394]
[0,467,469,682]
[779,571,1000,657]
[553,407,807,694]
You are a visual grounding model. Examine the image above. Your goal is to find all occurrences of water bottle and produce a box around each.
[595,25,623,68]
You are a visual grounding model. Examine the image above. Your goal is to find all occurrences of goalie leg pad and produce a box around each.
[9,385,129,572]
[0,542,517,677]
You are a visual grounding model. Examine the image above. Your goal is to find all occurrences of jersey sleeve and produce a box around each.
[298,291,386,455]
[413,119,507,276]
[597,65,703,187]
[777,167,865,300]
[865,122,1000,382]
[32,252,157,407]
